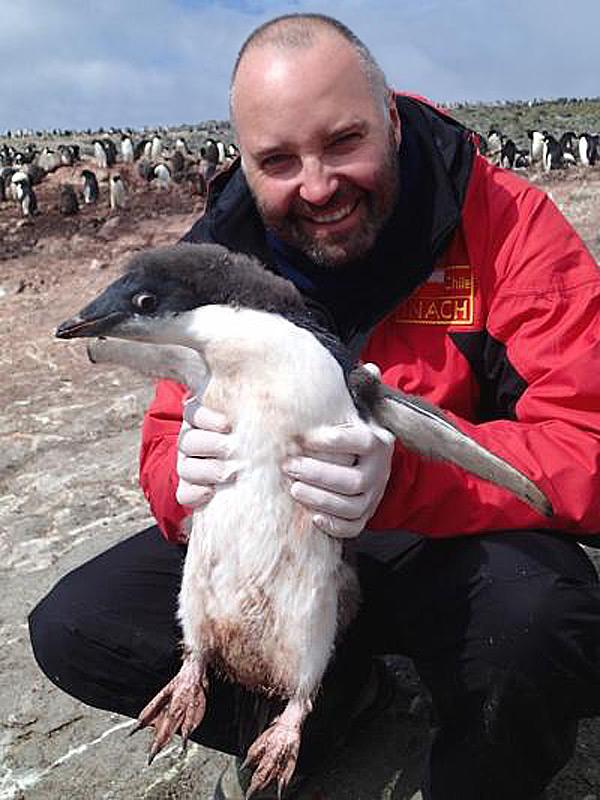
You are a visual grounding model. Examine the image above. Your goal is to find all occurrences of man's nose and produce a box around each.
[298,158,338,206]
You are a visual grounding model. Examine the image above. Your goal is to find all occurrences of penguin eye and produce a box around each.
[132,292,158,313]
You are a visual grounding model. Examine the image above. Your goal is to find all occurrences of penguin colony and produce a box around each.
[56,243,552,797]
[477,127,598,171]
[0,128,239,219]
[1,105,598,221]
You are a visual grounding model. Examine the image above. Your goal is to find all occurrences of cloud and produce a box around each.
[1,0,598,131]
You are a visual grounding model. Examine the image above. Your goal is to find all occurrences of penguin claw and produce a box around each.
[147,741,161,766]
[128,720,145,737]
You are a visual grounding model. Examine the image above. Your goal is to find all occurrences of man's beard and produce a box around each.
[252,133,400,268]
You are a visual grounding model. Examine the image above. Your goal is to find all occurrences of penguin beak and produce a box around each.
[55,311,126,339]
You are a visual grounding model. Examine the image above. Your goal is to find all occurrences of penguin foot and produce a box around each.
[134,655,208,765]
[243,696,311,798]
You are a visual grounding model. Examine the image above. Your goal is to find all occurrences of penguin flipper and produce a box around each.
[349,366,553,518]
[86,339,209,395]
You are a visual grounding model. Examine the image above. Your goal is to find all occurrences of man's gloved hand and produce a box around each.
[176,398,239,508]
[281,361,395,538]
[282,420,395,538]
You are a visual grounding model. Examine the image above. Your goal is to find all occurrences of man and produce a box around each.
[29,13,600,800]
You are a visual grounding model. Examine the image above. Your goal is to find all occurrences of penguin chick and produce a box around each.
[59,183,79,216]
[56,243,552,797]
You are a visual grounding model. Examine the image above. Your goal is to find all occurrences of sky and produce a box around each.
[1,0,599,133]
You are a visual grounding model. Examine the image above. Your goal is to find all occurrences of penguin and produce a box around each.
[500,138,517,169]
[175,136,190,155]
[16,144,36,165]
[226,143,239,161]
[137,159,154,182]
[37,147,61,172]
[514,150,530,169]
[59,183,79,215]
[170,150,186,181]
[81,169,99,204]
[14,179,38,217]
[527,129,546,164]
[150,135,163,162]
[486,128,503,166]
[58,144,77,166]
[201,138,219,166]
[56,243,552,797]
[109,173,126,210]
[93,140,108,169]
[0,145,11,167]
[152,163,171,189]
[578,133,598,166]
[134,138,150,161]
[121,135,135,164]
[103,138,117,167]
[10,170,30,201]
[542,134,563,171]
[560,131,578,160]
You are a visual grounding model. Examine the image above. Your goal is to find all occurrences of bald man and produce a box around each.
[30,13,600,800]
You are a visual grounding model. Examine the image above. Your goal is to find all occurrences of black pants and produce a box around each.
[29,525,600,799]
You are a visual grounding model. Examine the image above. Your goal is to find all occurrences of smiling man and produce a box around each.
[29,12,600,800]
[230,28,401,268]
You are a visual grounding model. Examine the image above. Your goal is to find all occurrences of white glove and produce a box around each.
[282,418,395,539]
[176,398,239,508]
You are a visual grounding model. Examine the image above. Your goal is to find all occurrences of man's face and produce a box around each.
[231,35,401,267]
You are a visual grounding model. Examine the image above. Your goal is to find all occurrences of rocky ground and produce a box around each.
[1,159,599,800]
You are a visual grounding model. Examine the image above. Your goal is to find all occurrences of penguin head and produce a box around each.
[55,243,302,342]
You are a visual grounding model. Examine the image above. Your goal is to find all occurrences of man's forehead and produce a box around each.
[233,32,361,96]
[232,35,374,132]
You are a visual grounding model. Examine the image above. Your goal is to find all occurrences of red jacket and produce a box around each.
[140,98,600,542]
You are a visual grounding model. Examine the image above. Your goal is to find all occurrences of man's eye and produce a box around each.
[261,154,293,171]
[331,132,361,148]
